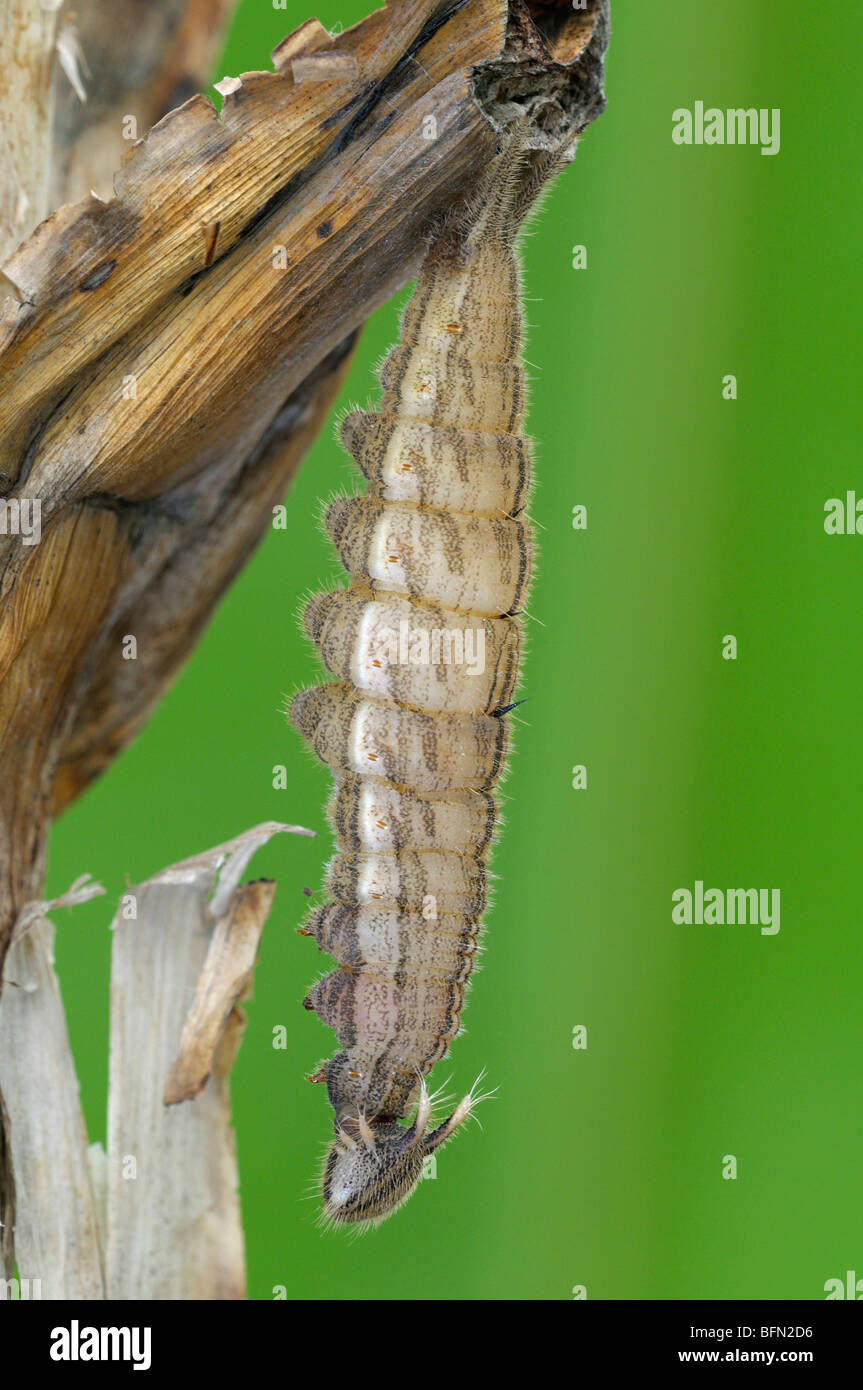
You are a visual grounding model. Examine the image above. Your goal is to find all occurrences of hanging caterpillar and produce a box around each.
[291,139,566,1227]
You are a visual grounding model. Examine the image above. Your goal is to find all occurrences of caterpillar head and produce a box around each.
[321,1084,475,1228]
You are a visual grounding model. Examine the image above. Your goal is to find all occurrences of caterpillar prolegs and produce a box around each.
[291,143,562,1226]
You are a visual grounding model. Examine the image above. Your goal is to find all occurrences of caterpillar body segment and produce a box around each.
[341,415,531,517]
[291,146,554,1228]
[328,777,497,857]
[305,591,521,714]
[303,904,481,977]
[324,496,531,616]
[292,684,509,792]
[325,850,487,917]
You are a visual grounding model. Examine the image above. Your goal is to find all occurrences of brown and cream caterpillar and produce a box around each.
[291,142,561,1227]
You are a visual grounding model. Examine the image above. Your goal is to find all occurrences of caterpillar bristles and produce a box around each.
[317,1074,491,1229]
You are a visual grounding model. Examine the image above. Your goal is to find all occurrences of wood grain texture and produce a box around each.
[0,879,107,1295]
[0,0,246,1287]
[106,823,309,1300]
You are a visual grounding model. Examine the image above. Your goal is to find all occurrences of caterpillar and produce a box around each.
[291,139,565,1227]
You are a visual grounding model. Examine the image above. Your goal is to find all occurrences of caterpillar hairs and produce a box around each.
[291,135,572,1227]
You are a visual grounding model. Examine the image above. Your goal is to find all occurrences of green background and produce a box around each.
[46,0,862,1299]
